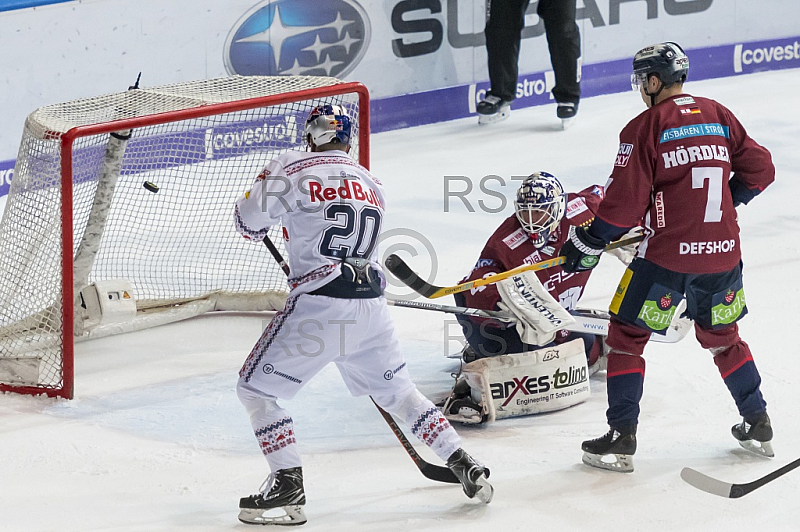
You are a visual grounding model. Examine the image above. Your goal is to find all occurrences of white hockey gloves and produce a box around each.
[606,227,644,266]
[496,271,576,346]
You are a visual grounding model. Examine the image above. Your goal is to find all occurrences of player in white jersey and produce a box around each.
[233,104,492,525]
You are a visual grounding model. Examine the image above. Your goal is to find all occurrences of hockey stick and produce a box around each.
[387,298,514,322]
[680,459,800,498]
[262,234,291,277]
[384,234,644,299]
[387,300,688,343]
[261,236,459,485]
[370,397,460,484]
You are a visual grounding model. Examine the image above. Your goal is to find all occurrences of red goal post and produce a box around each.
[0,75,370,399]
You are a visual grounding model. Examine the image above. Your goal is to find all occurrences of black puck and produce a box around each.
[143,181,159,193]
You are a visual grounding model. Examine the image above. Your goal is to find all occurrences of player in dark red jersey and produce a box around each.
[560,42,776,472]
[453,172,632,368]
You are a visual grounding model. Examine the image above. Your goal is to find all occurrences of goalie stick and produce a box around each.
[680,458,800,498]
[384,234,644,299]
[383,253,690,344]
[387,298,513,322]
[389,300,687,343]
[261,236,459,485]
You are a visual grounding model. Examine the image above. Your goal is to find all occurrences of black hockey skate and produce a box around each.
[477,95,511,125]
[446,449,493,503]
[238,467,307,526]
[732,411,774,457]
[556,102,578,130]
[581,425,637,473]
[443,396,486,425]
[438,377,486,425]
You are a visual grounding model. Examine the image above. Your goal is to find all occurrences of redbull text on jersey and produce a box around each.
[308,178,383,209]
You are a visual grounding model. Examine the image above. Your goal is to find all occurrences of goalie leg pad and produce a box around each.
[453,339,590,423]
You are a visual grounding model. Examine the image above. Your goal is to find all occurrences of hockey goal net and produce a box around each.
[0,75,369,399]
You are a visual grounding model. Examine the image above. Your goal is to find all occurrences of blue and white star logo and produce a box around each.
[224,0,370,77]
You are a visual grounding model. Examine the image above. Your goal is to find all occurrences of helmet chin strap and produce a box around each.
[644,76,665,107]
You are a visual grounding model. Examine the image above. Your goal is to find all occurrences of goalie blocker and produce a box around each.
[443,339,590,424]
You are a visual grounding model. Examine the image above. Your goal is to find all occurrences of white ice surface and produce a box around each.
[1,68,799,531]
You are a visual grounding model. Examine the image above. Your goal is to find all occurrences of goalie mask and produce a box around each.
[305,104,352,148]
[514,172,566,249]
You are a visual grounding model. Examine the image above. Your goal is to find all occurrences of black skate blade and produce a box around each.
[581,452,634,473]
[238,505,307,526]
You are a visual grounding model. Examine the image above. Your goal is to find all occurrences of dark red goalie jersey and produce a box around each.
[596,94,774,274]
[460,185,605,319]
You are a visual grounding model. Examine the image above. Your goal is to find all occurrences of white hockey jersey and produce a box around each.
[235,149,386,294]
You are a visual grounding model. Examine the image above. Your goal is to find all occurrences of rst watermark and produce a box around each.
[255,315,503,362]
[444,175,529,213]
[259,317,358,358]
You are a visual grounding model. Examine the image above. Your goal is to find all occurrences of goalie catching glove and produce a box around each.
[496,271,576,346]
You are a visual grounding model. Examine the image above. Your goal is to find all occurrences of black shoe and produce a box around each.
[581,426,637,473]
[732,412,774,457]
[477,95,511,114]
[438,377,486,424]
[477,95,511,124]
[446,449,493,503]
[556,102,578,119]
[444,397,485,424]
[238,467,307,525]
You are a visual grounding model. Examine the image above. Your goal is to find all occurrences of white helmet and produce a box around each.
[304,104,352,147]
[514,172,567,248]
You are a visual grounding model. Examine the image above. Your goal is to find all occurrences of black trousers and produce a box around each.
[485,0,581,104]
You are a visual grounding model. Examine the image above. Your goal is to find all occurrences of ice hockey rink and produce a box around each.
[1,67,799,531]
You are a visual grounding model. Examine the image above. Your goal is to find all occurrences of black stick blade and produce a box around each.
[384,254,440,298]
[371,398,459,484]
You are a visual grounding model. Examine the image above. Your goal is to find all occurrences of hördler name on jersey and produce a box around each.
[662,144,731,169]
[679,240,736,255]
[308,178,383,208]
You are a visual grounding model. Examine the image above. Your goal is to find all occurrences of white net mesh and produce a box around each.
[0,75,365,397]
